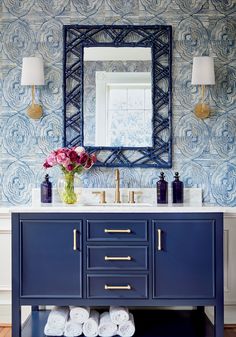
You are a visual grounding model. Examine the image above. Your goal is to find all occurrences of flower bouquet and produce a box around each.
[43,146,96,204]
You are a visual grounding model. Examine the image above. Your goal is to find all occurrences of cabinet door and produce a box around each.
[153,219,215,299]
[21,220,82,297]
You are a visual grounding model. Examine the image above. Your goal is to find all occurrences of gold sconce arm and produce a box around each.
[27,85,43,120]
[194,84,210,119]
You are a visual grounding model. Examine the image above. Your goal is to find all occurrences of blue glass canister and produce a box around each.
[172,172,184,204]
[41,174,52,203]
[157,172,168,204]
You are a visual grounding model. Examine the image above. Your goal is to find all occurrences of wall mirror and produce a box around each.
[63,25,172,168]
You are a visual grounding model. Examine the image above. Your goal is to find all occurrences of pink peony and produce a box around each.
[84,157,93,169]
[91,154,97,163]
[56,147,67,154]
[47,152,57,166]
[43,147,96,173]
[56,152,68,164]
[69,150,78,162]
[66,164,74,171]
[79,153,88,165]
[62,158,71,168]
[75,146,85,155]
[43,161,52,168]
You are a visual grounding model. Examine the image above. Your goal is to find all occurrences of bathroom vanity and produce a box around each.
[11,208,223,337]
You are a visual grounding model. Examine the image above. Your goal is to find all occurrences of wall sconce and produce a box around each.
[191,56,215,119]
[21,57,45,120]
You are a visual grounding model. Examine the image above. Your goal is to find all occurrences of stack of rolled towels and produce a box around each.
[44,306,135,337]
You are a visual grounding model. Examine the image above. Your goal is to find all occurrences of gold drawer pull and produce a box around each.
[105,256,131,261]
[157,229,162,251]
[104,284,131,290]
[104,229,131,233]
[73,229,77,251]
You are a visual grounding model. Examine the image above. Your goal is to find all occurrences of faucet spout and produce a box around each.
[114,168,121,203]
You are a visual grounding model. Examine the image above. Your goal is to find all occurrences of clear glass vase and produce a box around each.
[57,172,82,204]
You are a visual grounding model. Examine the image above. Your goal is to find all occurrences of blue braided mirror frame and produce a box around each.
[63,25,172,168]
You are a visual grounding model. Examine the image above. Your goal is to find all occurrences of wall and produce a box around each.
[0,0,235,206]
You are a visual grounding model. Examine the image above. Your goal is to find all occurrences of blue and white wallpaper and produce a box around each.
[0,0,235,206]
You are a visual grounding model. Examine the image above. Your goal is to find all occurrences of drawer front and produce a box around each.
[87,246,148,270]
[87,220,148,241]
[87,274,148,298]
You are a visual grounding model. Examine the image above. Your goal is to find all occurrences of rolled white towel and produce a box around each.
[44,323,64,336]
[64,318,83,337]
[47,306,69,330]
[98,312,117,337]
[83,310,99,337]
[109,306,129,325]
[118,313,135,337]
[70,306,90,324]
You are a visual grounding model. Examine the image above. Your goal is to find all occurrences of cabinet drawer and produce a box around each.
[87,246,148,270]
[87,274,148,298]
[87,220,148,241]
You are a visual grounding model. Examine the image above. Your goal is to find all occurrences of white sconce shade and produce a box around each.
[191,56,215,85]
[21,57,45,86]
[21,57,45,120]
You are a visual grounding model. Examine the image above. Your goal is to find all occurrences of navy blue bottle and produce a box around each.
[156,172,168,204]
[172,172,184,203]
[41,174,52,203]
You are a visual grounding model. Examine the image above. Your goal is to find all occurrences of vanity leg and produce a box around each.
[12,298,21,337]
[12,216,22,337]
[214,304,224,337]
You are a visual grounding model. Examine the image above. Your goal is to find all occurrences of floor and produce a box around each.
[0,327,11,337]
[0,326,235,337]
[225,328,236,337]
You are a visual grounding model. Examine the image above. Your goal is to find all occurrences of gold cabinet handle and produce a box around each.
[105,256,131,261]
[104,284,131,290]
[104,229,131,233]
[73,229,77,251]
[157,229,162,251]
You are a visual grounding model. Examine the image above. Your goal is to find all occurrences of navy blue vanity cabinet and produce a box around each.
[12,212,223,337]
[153,218,215,299]
[20,219,82,298]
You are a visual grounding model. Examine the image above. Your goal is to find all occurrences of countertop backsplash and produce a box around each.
[32,187,203,207]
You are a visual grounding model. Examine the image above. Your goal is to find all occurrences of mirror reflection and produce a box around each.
[83,47,152,147]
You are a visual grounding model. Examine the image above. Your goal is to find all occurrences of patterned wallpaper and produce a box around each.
[0,0,235,206]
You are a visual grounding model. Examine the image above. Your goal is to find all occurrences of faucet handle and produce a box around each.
[128,191,142,204]
[92,191,106,204]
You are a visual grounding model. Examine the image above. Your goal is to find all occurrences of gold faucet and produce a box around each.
[114,168,121,203]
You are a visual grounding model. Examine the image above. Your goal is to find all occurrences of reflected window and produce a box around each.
[95,72,152,147]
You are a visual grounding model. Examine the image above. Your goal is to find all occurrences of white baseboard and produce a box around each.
[0,304,11,324]
[205,305,236,325]
[0,303,31,325]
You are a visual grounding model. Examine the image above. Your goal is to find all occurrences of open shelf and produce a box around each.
[22,309,214,337]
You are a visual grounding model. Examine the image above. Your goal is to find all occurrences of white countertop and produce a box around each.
[0,188,234,215]
[0,204,235,215]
